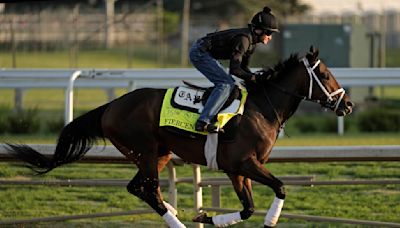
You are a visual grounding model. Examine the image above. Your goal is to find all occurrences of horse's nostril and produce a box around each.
[346,101,354,107]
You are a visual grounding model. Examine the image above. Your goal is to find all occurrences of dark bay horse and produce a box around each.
[6,47,353,227]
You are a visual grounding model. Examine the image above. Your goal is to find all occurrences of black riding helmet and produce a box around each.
[250,6,279,35]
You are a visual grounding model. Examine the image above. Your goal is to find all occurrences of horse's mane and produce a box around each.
[243,53,300,89]
[270,53,300,80]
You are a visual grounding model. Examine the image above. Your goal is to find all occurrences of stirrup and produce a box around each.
[195,120,219,133]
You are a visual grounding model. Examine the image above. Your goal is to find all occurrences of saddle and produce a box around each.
[159,82,247,141]
[171,81,242,117]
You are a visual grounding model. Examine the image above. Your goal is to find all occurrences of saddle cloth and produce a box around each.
[159,86,248,135]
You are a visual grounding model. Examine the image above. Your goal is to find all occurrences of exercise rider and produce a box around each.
[189,6,279,133]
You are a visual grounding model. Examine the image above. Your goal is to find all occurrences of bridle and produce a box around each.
[260,56,346,131]
[301,57,345,112]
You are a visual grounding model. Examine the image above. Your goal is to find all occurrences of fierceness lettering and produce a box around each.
[164,118,193,129]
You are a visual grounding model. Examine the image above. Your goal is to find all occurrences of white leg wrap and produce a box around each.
[162,210,186,228]
[264,197,284,227]
[212,212,243,227]
[163,201,178,216]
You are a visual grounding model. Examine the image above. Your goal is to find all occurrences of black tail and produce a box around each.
[6,103,110,174]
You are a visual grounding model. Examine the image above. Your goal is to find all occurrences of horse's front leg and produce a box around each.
[240,157,286,227]
[192,174,254,227]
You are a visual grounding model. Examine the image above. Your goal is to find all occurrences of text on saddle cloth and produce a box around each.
[172,86,205,112]
[159,86,248,135]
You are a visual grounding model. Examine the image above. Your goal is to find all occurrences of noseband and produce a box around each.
[301,57,345,112]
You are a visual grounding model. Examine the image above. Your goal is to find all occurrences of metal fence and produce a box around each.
[2,4,400,48]
[0,8,157,46]
[0,144,399,227]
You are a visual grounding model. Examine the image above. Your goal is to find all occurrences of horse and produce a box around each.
[6,46,353,227]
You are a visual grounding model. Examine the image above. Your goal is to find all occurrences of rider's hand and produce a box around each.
[252,68,275,83]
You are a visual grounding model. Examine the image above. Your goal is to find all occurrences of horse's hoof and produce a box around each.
[192,212,207,223]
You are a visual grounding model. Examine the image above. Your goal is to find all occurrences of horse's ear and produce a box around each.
[307,45,319,61]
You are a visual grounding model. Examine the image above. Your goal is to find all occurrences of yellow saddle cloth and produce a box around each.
[159,87,248,135]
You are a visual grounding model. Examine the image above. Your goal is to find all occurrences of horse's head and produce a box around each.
[250,46,353,117]
[299,46,354,116]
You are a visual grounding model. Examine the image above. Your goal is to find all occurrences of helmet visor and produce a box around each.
[263,29,279,36]
[264,30,273,36]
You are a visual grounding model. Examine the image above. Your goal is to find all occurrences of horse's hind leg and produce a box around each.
[134,150,186,227]
[240,157,285,227]
[108,137,184,227]
[126,153,177,215]
[193,174,253,226]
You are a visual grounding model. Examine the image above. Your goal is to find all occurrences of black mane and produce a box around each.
[243,53,300,89]
[270,53,300,80]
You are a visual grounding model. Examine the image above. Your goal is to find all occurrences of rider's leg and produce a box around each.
[199,82,233,121]
[189,40,235,131]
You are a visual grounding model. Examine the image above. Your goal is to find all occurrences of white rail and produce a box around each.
[1,144,400,162]
[2,68,400,88]
[1,68,400,132]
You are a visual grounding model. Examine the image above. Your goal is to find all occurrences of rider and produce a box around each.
[189,6,279,133]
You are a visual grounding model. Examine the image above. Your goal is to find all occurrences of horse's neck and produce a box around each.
[271,84,302,123]
[250,69,305,128]
[273,69,306,121]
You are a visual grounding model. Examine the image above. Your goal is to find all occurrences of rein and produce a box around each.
[266,81,306,100]
[260,86,285,130]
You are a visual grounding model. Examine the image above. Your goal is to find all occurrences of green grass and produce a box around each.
[1,132,400,146]
[0,161,399,227]
[386,48,400,67]
[0,134,399,227]
[0,47,182,69]
[276,133,400,146]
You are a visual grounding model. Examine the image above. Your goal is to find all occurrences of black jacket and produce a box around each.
[201,26,256,81]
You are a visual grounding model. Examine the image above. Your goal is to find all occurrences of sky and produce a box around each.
[301,0,400,15]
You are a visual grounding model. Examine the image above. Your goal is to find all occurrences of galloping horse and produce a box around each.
[6,47,353,227]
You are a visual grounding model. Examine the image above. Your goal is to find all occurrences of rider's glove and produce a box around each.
[252,68,275,83]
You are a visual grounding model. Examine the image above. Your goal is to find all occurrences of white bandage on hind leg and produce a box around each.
[212,212,243,227]
[162,210,186,228]
[264,197,284,227]
[163,201,178,216]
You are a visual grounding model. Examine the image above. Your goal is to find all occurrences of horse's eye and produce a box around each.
[321,73,329,80]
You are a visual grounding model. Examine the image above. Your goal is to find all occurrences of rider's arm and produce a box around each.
[229,35,255,81]
[241,54,252,74]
